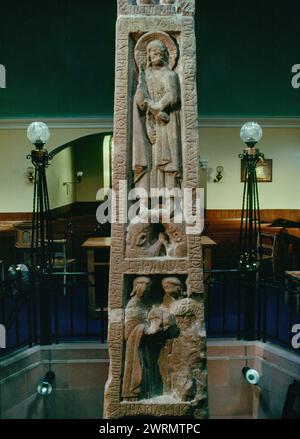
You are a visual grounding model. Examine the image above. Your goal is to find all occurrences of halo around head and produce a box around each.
[135,31,179,70]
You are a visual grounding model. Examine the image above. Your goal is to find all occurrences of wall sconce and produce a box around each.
[26,166,35,183]
[76,171,83,183]
[214,166,224,183]
[63,171,84,195]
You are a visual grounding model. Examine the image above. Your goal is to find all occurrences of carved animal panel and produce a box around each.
[125,221,187,258]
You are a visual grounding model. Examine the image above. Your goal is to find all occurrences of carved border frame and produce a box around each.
[118,0,195,16]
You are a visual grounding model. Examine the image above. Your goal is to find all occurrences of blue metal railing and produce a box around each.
[0,270,299,358]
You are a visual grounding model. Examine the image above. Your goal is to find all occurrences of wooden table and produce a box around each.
[82,236,216,316]
[82,236,216,271]
[82,237,111,251]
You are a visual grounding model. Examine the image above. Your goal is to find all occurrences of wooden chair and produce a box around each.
[257,232,277,272]
[51,239,76,296]
[284,271,300,313]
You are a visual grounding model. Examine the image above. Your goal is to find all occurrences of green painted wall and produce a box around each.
[0,0,300,118]
[0,0,116,118]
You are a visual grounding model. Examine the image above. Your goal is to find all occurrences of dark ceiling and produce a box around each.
[0,0,300,118]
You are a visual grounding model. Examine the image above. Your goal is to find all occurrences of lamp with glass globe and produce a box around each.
[27,122,51,179]
[239,122,264,341]
[26,122,54,346]
[240,121,262,148]
[27,121,51,146]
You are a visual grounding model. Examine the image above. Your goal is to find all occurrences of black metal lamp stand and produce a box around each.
[239,123,264,341]
[27,144,54,273]
[239,145,264,272]
[27,137,54,345]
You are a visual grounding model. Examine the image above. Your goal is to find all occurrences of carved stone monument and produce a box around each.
[104,0,208,418]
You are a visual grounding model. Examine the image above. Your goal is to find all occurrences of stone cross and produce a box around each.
[104,0,208,419]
